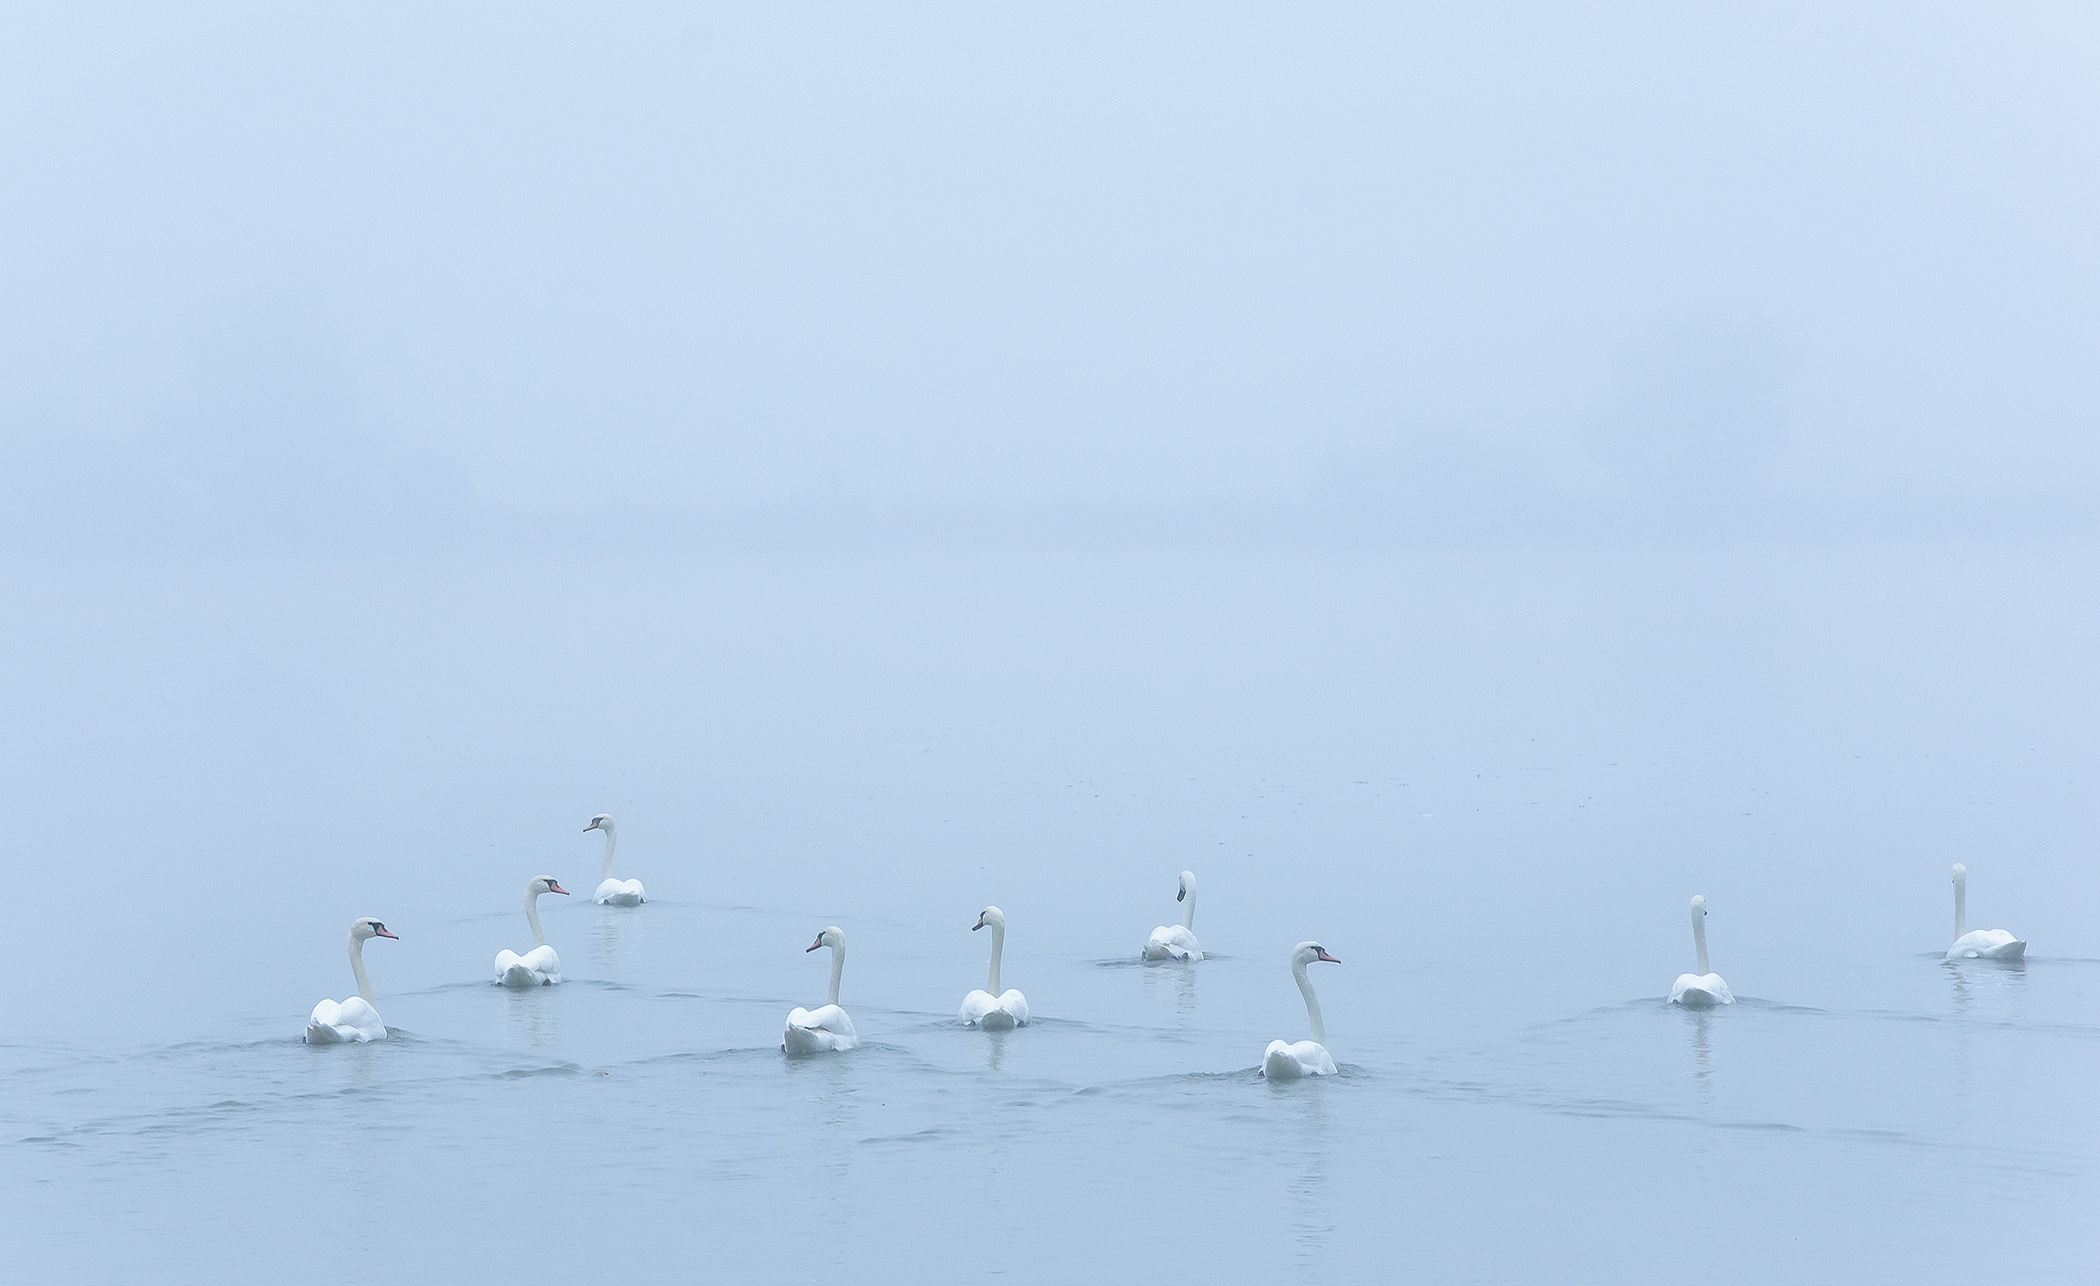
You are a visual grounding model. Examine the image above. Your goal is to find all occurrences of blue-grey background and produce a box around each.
[3,5,2096,1283]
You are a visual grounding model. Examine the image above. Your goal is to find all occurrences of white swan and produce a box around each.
[494,876,568,987]
[1946,863,2026,961]
[1262,941,1341,1080]
[959,906,1030,1029]
[783,926,859,1054]
[1142,869,1203,961]
[1669,895,1734,1007]
[584,814,646,906]
[305,917,399,1044]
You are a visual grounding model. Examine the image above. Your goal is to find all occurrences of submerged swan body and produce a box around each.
[1945,863,2026,961]
[1669,895,1734,1008]
[1142,870,1203,962]
[584,814,646,906]
[960,906,1030,1029]
[494,877,568,987]
[305,918,399,1044]
[1262,941,1341,1080]
[783,926,858,1054]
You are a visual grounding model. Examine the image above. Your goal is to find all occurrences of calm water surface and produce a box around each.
[3,544,2095,1282]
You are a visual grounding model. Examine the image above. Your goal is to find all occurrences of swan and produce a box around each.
[583,814,646,906]
[1668,895,1734,1007]
[493,877,569,987]
[305,918,399,1044]
[1262,941,1341,1080]
[1946,863,2026,961]
[783,926,858,1054]
[959,906,1030,1029]
[1142,870,1203,961]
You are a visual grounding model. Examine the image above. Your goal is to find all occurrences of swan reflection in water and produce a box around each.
[1684,1006,1716,1113]
[981,1027,1011,1072]
[502,983,555,1048]
[1285,1079,1335,1267]
[593,904,627,970]
[1140,948,1200,1025]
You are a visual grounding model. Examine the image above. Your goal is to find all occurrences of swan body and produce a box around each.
[584,814,646,906]
[305,918,398,1044]
[1946,865,2025,960]
[1669,895,1734,1008]
[1142,870,1203,961]
[783,926,859,1054]
[1261,941,1341,1080]
[494,877,568,987]
[960,906,1030,1029]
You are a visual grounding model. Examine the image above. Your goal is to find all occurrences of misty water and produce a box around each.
[3,539,2094,1282]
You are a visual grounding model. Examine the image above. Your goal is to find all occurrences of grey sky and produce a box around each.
[3,5,2096,549]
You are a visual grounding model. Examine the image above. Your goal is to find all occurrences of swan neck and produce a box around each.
[986,921,1004,996]
[1180,880,1197,931]
[1693,911,1710,976]
[1954,876,1967,938]
[348,932,374,1006]
[526,889,546,949]
[827,942,845,1007]
[601,828,617,881]
[1293,958,1327,1048]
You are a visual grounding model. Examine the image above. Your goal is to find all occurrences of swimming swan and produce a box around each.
[1142,870,1203,962]
[584,814,646,906]
[1262,941,1341,1079]
[783,926,858,1054]
[305,917,399,1044]
[959,906,1030,1029]
[1669,895,1734,1007]
[1946,863,2026,961]
[493,876,568,987]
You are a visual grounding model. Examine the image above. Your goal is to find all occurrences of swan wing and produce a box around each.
[593,878,646,906]
[1669,972,1734,1006]
[307,996,386,1042]
[518,945,562,982]
[1262,1039,1333,1078]
[959,990,1001,1026]
[1947,930,2026,961]
[784,1005,859,1052]
[997,990,1031,1026]
[1144,926,1203,961]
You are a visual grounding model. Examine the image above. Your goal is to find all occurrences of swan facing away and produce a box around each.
[1946,863,2026,961]
[1262,941,1340,1080]
[1142,870,1203,962]
[960,906,1030,1029]
[1669,895,1735,1008]
[494,877,568,987]
[584,814,646,906]
[305,918,399,1044]
[783,926,858,1054]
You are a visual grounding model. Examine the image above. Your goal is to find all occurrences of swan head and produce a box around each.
[1291,940,1341,967]
[352,917,399,943]
[1952,862,1966,884]
[584,813,615,834]
[1177,870,1195,902]
[529,877,569,897]
[972,906,1005,932]
[806,925,845,953]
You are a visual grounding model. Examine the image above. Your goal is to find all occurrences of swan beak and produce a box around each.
[805,938,824,952]
[375,927,400,940]
[1177,888,1185,902]
[1315,948,1340,964]
[583,821,598,831]
[549,882,570,896]
[971,916,985,931]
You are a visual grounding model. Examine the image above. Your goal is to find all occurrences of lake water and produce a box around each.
[3,541,2094,1282]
